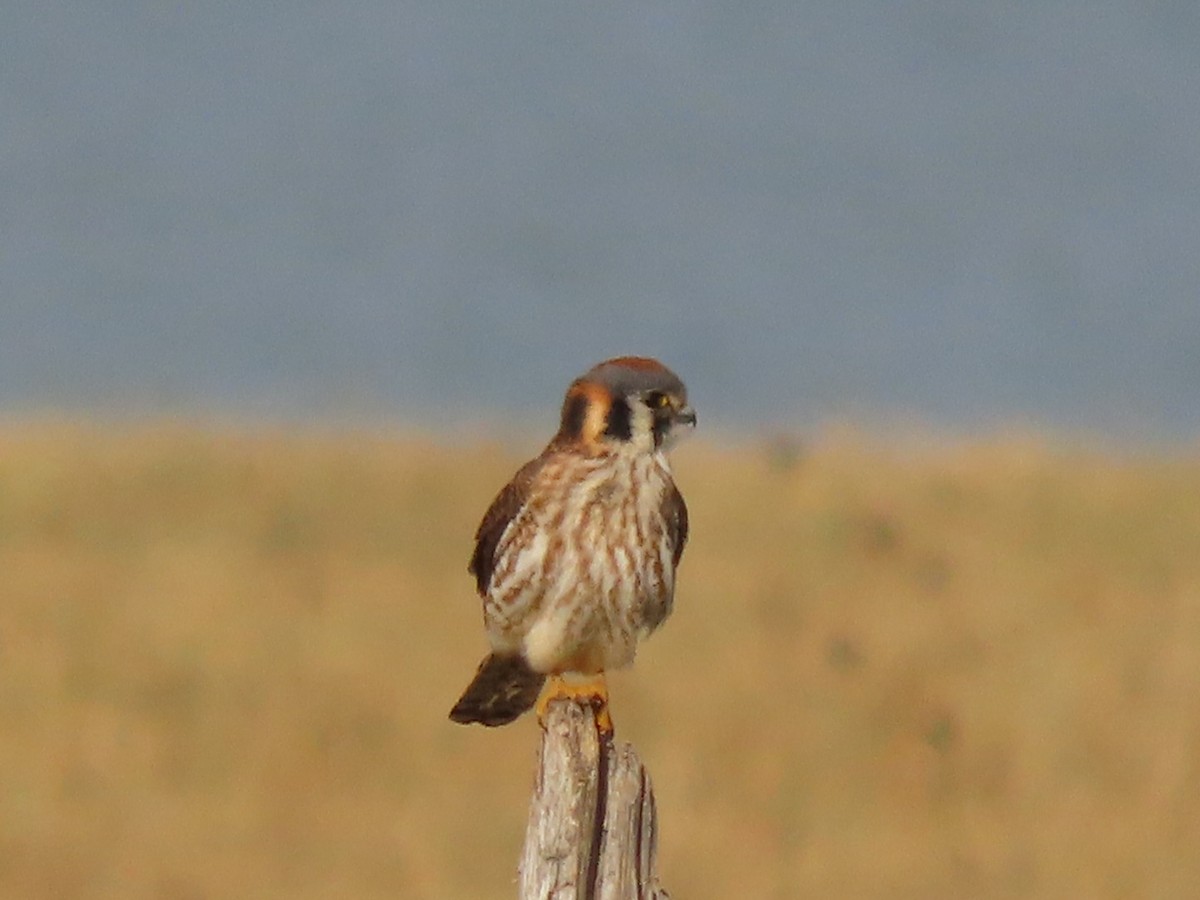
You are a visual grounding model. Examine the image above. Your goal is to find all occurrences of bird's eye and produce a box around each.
[647,391,670,409]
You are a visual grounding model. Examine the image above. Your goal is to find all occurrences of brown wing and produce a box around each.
[469,456,545,596]
[662,481,689,570]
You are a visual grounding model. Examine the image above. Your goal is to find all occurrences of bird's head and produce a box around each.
[555,356,696,453]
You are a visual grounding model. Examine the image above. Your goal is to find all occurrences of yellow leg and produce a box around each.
[536,672,614,736]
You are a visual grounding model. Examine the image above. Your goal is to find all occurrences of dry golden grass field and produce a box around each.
[2,422,1200,899]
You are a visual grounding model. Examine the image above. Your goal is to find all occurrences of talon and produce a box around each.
[593,697,614,737]
[535,672,614,736]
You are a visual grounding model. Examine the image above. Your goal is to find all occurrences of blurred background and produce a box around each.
[3,2,1200,898]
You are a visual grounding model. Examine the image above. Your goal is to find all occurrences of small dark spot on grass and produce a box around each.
[764,434,806,473]
[860,513,901,555]
[925,714,957,752]
[827,635,864,672]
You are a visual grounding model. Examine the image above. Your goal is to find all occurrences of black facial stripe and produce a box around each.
[561,393,588,439]
[652,409,672,447]
[603,396,633,441]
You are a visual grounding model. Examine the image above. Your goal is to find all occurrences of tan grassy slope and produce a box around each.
[1,423,1198,898]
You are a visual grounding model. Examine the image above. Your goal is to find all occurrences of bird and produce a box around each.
[449,356,695,730]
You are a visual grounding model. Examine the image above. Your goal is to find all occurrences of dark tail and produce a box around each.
[449,653,546,726]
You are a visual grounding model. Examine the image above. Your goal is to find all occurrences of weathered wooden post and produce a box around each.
[518,697,669,899]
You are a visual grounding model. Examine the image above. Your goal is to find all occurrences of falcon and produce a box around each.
[449,356,695,729]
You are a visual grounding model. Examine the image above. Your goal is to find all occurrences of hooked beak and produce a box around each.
[674,404,697,428]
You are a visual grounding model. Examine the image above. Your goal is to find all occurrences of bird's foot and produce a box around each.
[536,673,614,736]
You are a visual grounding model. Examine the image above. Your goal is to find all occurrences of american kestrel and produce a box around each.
[449,356,695,728]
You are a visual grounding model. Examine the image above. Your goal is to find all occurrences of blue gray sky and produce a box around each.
[3,2,1199,439]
